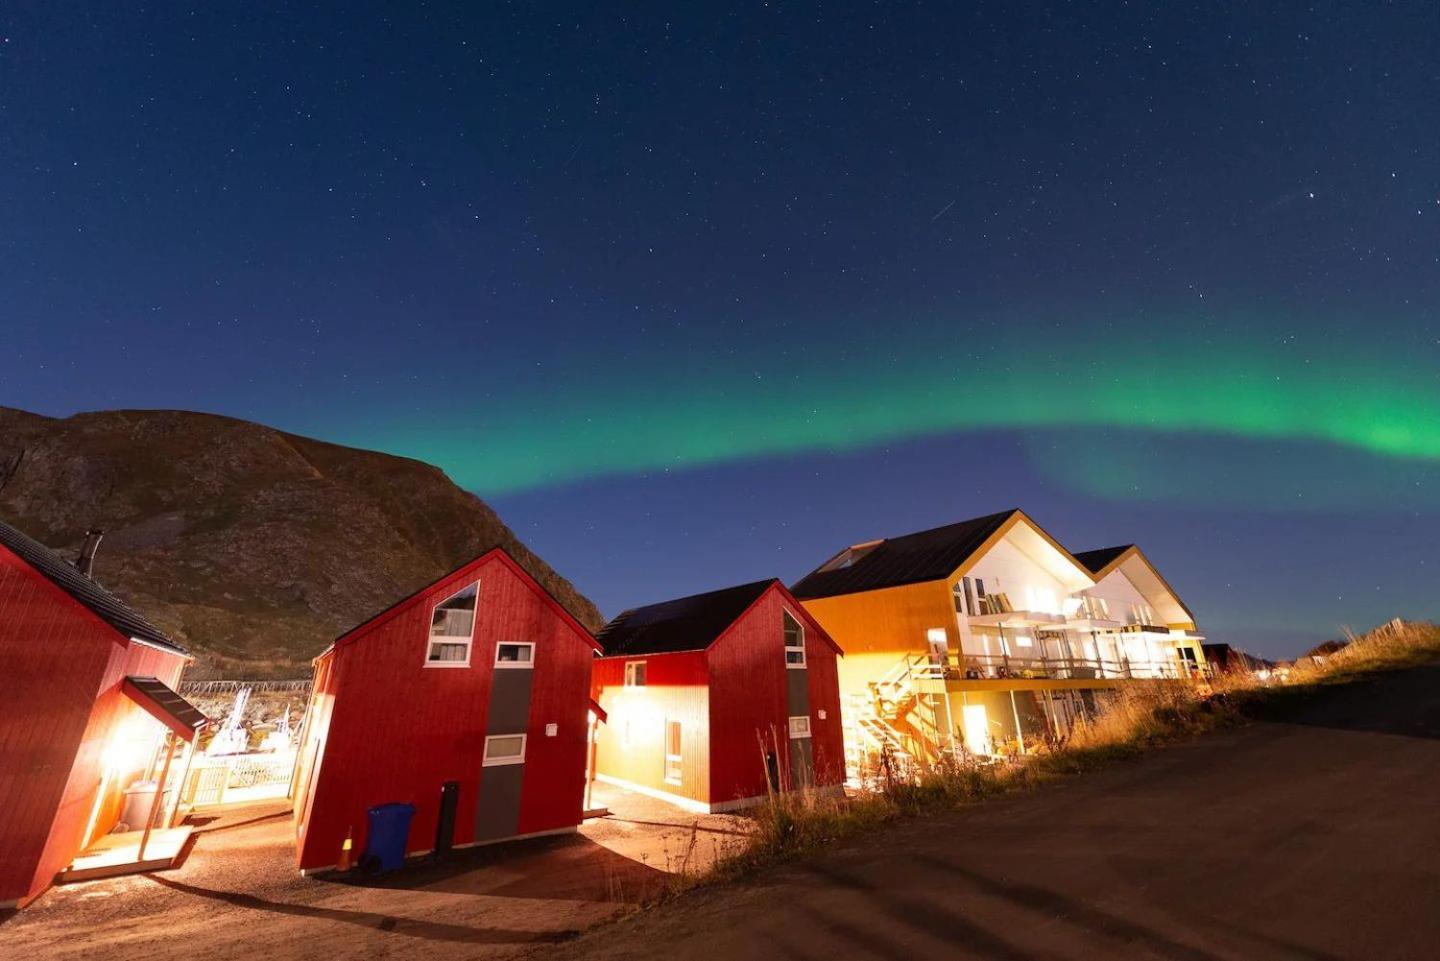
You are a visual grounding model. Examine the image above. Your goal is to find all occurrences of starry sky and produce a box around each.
[3,3,1437,657]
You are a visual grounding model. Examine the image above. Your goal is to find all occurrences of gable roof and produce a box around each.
[0,519,187,655]
[791,509,1025,600]
[1072,545,1133,576]
[328,546,601,656]
[1073,544,1197,627]
[596,579,776,657]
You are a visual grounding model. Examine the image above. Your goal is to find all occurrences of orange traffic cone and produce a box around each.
[338,827,354,871]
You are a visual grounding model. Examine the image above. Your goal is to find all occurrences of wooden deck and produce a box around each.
[57,827,193,883]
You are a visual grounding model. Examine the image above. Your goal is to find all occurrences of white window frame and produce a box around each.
[624,660,647,687]
[663,720,682,785]
[482,733,527,767]
[425,580,480,668]
[788,715,812,739]
[783,609,806,669]
[494,641,535,669]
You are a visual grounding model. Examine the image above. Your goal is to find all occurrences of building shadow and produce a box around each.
[319,830,671,903]
[146,874,577,946]
[912,855,1346,961]
[596,815,752,838]
[779,852,1342,961]
[190,809,292,835]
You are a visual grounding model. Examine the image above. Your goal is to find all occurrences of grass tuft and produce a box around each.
[687,618,1440,891]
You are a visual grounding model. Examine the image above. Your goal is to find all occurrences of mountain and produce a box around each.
[0,406,603,676]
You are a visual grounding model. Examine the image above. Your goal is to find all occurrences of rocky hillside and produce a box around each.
[0,406,602,676]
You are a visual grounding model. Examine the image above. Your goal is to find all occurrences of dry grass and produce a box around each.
[1288,617,1440,682]
[694,618,1440,888]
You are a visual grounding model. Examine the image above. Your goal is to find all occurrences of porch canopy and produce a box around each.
[122,676,209,741]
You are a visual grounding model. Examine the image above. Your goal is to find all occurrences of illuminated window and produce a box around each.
[482,734,526,766]
[783,611,806,668]
[664,721,682,784]
[624,661,647,687]
[495,642,534,668]
[426,581,478,666]
[788,716,811,738]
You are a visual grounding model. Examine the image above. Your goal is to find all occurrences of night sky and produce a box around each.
[3,4,1437,656]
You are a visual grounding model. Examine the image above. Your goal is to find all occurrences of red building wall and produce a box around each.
[706,587,845,806]
[295,551,596,871]
[0,546,187,907]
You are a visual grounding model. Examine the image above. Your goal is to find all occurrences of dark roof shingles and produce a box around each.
[596,579,775,656]
[790,510,1017,600]
[0,520,186,655]
[1072,545,1133,575]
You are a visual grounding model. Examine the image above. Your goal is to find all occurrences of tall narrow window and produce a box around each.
[783,610,806,668]
[664,721,682,784]
[427,581,478,665]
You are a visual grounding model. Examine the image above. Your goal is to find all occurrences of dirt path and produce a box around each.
[0,785,746,961]
[544,664,1440,961]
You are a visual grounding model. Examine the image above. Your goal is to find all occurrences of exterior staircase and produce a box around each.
[842,653,957,783]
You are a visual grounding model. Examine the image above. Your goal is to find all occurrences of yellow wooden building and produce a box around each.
[790,509,1206,775]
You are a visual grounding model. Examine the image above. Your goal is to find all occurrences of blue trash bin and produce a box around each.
[361,802,415,872]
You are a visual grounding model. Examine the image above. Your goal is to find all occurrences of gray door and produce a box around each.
[475,667,533,841]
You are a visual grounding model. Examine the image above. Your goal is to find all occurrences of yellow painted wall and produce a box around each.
[801,580,954,701]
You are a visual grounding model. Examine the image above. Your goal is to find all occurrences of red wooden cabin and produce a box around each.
[292,547,601,873]
[590,579,844,813]
[0,521,200,909]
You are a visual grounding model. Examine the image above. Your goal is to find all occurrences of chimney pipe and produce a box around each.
[75,529,105,578]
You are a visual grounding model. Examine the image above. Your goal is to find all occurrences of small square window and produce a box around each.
[495,642,534,668]
[624,661,647,687]
[788,716,811,739]
[483,734,526,766]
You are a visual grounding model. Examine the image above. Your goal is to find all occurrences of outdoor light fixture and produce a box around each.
[102,717,157,771]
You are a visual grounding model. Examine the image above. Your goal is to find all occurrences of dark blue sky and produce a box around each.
[3,3,1437,656]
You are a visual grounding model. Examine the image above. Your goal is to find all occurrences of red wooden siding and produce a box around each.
[590,651,711,804]
[798,601,846,789]
[705,586,845,805]
[0,545,187,907]
[589,582,845,813]
[294,551,596,871]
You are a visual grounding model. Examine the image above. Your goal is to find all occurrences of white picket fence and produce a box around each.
[183,750,298,807]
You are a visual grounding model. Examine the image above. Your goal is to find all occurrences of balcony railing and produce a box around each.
[919,651,1196,682]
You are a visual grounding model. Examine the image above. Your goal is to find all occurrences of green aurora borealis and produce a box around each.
[327,312,1440,501]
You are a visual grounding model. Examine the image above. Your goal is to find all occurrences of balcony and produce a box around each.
[965,610,1067,628]
[924,650,1195,682]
